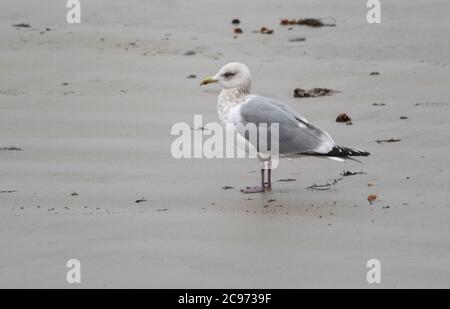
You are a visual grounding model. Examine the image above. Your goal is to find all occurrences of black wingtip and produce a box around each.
[326,146,370,157]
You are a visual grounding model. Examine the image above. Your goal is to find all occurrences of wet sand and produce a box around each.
[1,0,450,288]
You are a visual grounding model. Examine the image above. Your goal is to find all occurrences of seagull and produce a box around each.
[200,62,370,193]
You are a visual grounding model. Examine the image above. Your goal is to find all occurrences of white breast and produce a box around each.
[227,104,244,124]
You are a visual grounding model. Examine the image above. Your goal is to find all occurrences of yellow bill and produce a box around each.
[200,77,218,86]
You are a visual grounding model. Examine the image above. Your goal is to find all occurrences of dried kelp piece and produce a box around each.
[307,177,343,191]
[288,37,306,42]
[13,23,31,28]
[341,170,366,177]
[375,138,401,144]
[222,186,234,190]
[0,190,17,194]
[368,194,378,204]
[297,18,326,27]
[234,28,243,34]
[231,19,240,25]
[336,113,352,123]
[281,19,298,26]
[281,18,335,27]
[260,27,274,34]
[293,88,337,98]
[135,197,147,203]
[0,146,22,151]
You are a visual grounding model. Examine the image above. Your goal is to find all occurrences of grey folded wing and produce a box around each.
[238,95,335,155]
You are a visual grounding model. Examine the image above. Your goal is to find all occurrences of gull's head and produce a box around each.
[200,62,251,91]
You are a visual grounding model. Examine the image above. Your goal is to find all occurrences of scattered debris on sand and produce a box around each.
[183,50,196,56]
[368,194,378,204]
[307,177,343,191]
[400,116,408,120]
[260,27,274,34]
[341,170,366,177]
[268,199,276,203]
[336,113,352,123]
[289,37,306,42]
[0,190,17,194]
[281,19,300,26]
[186,74,197,79]
[293,88,337,98]
[70,192,79,196]
[0,146,22,151]
[156,208,168,212]
[222,186,234,190]
[370,72,380,76]
[61,82,69,86]
[232,19,240,25]
[234,28,243,34]
[372,103,386,106]
[375,138,401,144]
[13,23,31,28]
[278,178,296,182]
[280,18,335,27]
[135,197,147,203]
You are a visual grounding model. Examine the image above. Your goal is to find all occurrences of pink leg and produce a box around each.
[266,169,272,190]
[241,169,266,194]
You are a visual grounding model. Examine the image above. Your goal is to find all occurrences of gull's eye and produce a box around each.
[222,71,236,79]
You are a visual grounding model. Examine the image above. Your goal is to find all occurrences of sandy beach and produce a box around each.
[1,0,450,288]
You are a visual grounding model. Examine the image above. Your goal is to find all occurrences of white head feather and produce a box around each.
[213,62,252,92]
